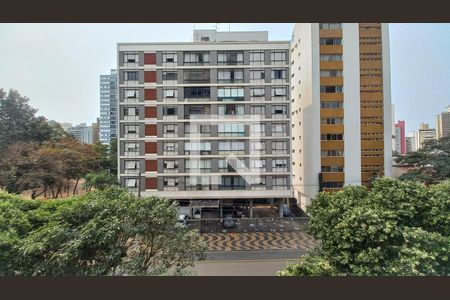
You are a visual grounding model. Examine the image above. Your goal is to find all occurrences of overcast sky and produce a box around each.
[1,23,449,134]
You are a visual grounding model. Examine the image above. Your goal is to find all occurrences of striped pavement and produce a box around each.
[200,231,318,252]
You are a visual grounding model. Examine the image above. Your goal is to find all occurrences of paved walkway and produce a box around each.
[200,231,318,252]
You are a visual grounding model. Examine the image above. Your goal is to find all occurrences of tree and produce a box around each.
[83,171,118,191]
[0,187,205,276]
[0,89,64,151]
[396,137,450,184]
[279,178,450,276]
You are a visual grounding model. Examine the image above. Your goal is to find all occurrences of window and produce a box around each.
[272,105,287,116]
[124,160,139,174]
[320,55,342,61]
[124,142,139,156]
[251,176,266,190]
[250,51,265,65]
[319,23,342,30]
[272,177,288,190]
[250,141,266,154]
[250,88,265,98]
[163,106,177,119]
[272,159,288,172]
[184,105,209,118]
[183,69,210,83]
[272,141,287,154]
[125,89,138,100]
[218,158,245,173]
[250,69,265,81]
[217,51,244,65]
[185,124,210,136]
[162,71,177,82]
[321,165,344,172]
[163,89,178,99]
[124,71,138,81]
[163,177,179,191]
[217,87,244,101]
[320,101,343,109]
[217,69,244,83]
[185,142,211,155]
[321,117,344,124]
[320,38,342,45]
[125,178,138,188]
[220,176,245,190]
[218,141,245,154]
[271,69,287,80]
[184,87,210,99]
[124,107,139,120]
[163,124,178,137]
[323,182,343,188]
[250,123,265,135]
[272,123,287,136]
[163,52,177,65]
[184,52,210,65]
[250,159,266,172]
[185,159,211,173]
[321,134,343,140]
[125,125,139,137]
[124,52,138,63]
[320,86,343,93]
[186,176,211,190]
[271,87,287,98]
[321,150,344,157]
[271,51,286,64]
[320,70,343,77]
[218,104,244,116]
[163,160,179,173]
[163,142,178,155]
[251,105,266,116]
[218,123,245,137]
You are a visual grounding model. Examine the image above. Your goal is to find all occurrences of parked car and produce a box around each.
[233,207,246,218]
[223,214,236,228]
[282,204,292,217]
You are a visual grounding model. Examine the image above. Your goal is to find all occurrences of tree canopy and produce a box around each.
[0,187,205,276]
[279,178,450,276]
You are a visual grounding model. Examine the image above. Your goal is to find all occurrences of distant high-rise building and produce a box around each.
[100,69,118,145]
[394,120,406,155]
[436,105,450,140]
[290,23,392,210]
[414,123,436,149]
[92,118,100,144]
[406,135,417,153]
[68,123,94,144]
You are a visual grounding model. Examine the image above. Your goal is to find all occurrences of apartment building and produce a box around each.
[436,106,450,139]
[406,135,417,153]
[99,69,118,145]
[414,123,436,149]
[117,30,292,215]
[394,120,406,155]
[291,23,392,210]
[67,123,95,144]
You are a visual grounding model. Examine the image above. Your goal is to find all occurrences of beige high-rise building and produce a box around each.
[414,123,436,149]
[436,106,450,140]
[290,23,392,211]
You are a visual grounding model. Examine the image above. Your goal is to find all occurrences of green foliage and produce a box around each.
[279,178,450,276]
[83,171,119,191]
[0,188,205,276]
[396,137,450,183]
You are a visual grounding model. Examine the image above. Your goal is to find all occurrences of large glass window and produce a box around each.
[271,69,287,80]
[163,142,178,155]
[163,89,178,101]
[185,142,211,155]
[184,52,210,65]
[320,134,344,140]
[250,123,266,135]
[321,117,344,124]
[320,38,342,45]
[124,124,139,137]
[320,54,342,61]
[162,71,177,82]
[271,87,287,99]
[272,123,287,136]
[218,123,245,137]
[184,87,210,99]
[250,87,265,99]
[185,124,211,136]
[218,104,245,116]
[124,107,139,121]
[124,89,139,100]
[321,150,344,156]
[320,85,343,93]
[163,52,177,66]
[220,176,245,190]
[183,69,210,83]
[272,159,288,172]
[320,70,343,77]
[124,52,138,64]
[185,159,211,173]
[217,87,245,101]
[319,23,342,30]
[272,105,287,117]
[163,124,178,137]
[271,51,286,64]
[251,176,266,190]
[218,158,245,173]
[250,69,265,82]
[250,141,265,154]
[163,160,179,173]
[124,160,139,174]
[251,105,266,116]
[217,51,244,65]
[163,177,179,191]
[250,51,265,65]
[218,141,245,154]
[320,101,343,109]
[217,69,244,83]
[185,176,211,191]
[124,142,139,156]
[321,165,344,172]
[272,176,288,190]
[124,71,138,81]
[272,141,287,154]
[250,159,266,172]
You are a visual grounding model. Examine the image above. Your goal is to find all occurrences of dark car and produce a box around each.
[223,214,236,228]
